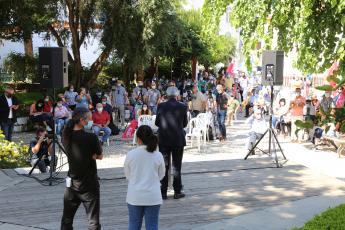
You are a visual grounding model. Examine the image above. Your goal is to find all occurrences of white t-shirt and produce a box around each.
[6,96,13,119]
[124,146,166,206]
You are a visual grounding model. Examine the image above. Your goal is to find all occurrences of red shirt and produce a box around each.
[43,101,52,113]
[92,111,110,126]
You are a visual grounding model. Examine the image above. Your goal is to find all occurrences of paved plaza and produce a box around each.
[1,120,345,230]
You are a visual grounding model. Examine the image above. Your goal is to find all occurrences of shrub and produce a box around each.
[0,131,30,168]
[293,204,345,230]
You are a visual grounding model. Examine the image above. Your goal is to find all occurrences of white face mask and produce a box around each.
[143,106,148,111]
[57,103,63,107]
[70,88,74,92]
[117,84,121,87]
[325,93,330,98]
[97,107,103,112]
[296,92,301,96]
[44,98,49,102]
[152,85,156,89]
[217,90,222,94]
[102,101,107,104]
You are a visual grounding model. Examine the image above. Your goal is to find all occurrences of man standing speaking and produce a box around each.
[155,86,188,200]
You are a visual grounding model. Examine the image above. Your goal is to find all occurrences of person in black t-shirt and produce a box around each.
[216,85,228,141]
[61,107,103,230]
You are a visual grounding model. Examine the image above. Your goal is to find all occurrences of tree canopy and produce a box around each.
[1,0,237,87]
[203,0,345,76]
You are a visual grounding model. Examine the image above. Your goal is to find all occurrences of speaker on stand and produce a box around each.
[37,47,69,185]
[39,47,68,89]
[262,50,284,86]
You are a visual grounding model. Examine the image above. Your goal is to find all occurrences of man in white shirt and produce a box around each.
[190,86,206,117]
[0,86,19,141]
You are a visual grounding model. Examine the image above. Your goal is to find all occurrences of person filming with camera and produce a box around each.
[29,127,54,173]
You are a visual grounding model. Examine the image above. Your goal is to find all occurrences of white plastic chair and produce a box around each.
[196,113,212,143]
[185,118,203,151]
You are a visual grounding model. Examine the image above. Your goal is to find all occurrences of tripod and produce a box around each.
[28,88,68,185]
[244,84,287,168]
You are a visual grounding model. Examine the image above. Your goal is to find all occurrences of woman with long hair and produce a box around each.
[61,107,103,230]
[124,125,165,230]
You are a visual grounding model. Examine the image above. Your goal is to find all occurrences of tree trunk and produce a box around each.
[155,57,159,76]
[191,57,197,81]
[24,35,33,57]
[85,49,110,87]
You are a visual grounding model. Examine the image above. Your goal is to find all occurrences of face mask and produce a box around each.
[84,120,93,130]
[217,90,222,94]
[5,92,13,97]
[96,92,102,97]
[57,103,63,107]
[102,101,107,105]
[117,84,121,87]
[70,88,74,92]
[143,107,148,111]
[97,107,103,112]
[44,99,49,102]
[325,93,330,98]
[152,85,156,89]
[138,82,143,87]
[296,92,301,96]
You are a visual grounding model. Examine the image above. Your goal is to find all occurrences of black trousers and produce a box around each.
[245,103,253,117]
[61,187,101,230]
[159,146,184,194]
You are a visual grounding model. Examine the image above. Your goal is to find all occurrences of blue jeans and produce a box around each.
[127,204,160,230]
[55,118,67,135]
[0,119,14,141]
[217,109,227,138]
[92,126,111,142]
[149,105,157,115]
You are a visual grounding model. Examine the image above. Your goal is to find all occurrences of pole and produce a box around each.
[49,88,56,186]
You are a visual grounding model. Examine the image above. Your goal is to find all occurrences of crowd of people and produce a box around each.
[1,68,345,229]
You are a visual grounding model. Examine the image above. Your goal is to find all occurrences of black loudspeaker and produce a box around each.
[39,47,68,88]
[262,50,284,85]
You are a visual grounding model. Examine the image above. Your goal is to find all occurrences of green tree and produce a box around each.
[3,52,38,82]
[204,0,345,76]
[0,0,58,56]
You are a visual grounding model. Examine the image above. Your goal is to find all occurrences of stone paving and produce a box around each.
[1,119,345,230]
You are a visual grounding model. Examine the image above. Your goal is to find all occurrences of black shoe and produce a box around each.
[174,192,185,199]
[162,194,168,200]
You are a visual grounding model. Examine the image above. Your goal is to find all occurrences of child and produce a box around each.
[227,95,240,125]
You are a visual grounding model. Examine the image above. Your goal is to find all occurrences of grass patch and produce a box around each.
[293,204,345,230]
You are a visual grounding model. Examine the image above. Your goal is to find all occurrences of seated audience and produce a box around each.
[272,98,289,129]
[54,98,70,135]
[136,104,152,119]
[43,95,53,114]
[92,103,111,145]
[29,99,53,131]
